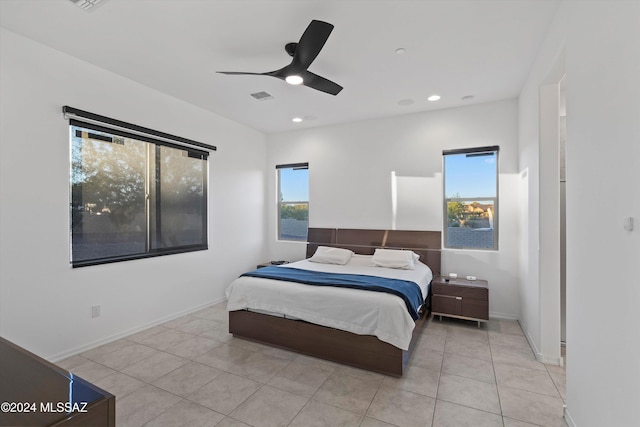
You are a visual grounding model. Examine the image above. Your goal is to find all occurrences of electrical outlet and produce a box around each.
[91,305,101,318]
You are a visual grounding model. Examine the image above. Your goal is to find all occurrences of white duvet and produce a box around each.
[225,254,433,350]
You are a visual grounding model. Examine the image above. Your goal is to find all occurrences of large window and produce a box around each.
[277,163,309,241]
[67,108,212,267]
[443,146,499,250]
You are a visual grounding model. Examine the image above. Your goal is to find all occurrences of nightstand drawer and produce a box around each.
[432,282,488,300]
[432,294,462,316]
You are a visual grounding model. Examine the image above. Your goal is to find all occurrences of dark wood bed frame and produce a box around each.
[228,228,442,376]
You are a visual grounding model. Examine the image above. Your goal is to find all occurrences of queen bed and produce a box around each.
[225,228,441,376]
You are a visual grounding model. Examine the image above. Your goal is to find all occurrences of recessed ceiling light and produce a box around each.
[427,95,441,102]
[395,48,406,55]
[285,75,304,85]
[462,95,475,101]
[292,117,303,123]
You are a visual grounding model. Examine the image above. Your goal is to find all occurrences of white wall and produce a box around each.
[267,100,521,319]
[519,1,640,425]
[0,29,267,361]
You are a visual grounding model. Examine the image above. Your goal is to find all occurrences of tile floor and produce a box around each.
[57,304,567,427]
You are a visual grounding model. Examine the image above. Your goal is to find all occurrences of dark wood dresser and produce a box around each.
[431,276,489,327]
[0,337,115,427]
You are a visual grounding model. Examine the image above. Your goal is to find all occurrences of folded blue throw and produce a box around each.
[241,266,424,320]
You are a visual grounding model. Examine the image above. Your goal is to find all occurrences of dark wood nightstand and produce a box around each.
[256,261,289,269]
[431,276,489,327]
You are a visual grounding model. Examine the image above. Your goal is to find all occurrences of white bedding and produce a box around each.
[225,254,433,350]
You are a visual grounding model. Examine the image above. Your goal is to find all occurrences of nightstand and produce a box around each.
[431,276,489,327]
[256,261,288,269]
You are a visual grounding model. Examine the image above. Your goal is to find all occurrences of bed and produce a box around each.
[226,228,441,376]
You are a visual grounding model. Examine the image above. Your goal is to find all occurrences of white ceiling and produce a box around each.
[0,0,560,133]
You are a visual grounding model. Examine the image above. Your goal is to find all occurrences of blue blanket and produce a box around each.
[241,266,424,320]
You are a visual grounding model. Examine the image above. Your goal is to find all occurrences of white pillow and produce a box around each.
[308,246,354,265]
[372,248,418,270]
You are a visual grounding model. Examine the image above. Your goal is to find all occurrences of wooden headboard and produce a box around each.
[306,228,441,277]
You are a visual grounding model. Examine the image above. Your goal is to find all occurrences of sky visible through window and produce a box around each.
[445,152,497,198]
[280,167,309,202]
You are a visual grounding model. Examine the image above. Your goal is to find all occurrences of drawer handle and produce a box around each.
[435,294,463,301]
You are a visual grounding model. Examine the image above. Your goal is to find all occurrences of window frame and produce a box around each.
[442,146,499,251]
[68,112,211,267]
[276,162,309,242]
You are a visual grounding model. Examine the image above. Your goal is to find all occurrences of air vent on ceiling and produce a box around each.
[69,0,104,10]
[250,91,274,101]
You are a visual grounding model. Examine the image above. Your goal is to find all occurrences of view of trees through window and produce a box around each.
[70,125,208,266]
[277,164,309,241]
[443,148,498,250]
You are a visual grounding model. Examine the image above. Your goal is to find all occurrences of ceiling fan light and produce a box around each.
[285,75,304,85]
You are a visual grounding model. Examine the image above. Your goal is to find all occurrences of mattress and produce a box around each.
[225,254,433,350]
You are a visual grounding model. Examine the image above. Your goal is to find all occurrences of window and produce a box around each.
[67,107,213,267]
[443,146,499,250]
[277,163,309,241]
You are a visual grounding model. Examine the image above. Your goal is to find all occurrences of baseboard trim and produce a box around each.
[564,406,577,427]
[520,319,564,366]
[47,297,226,362]
[488,311,519,321]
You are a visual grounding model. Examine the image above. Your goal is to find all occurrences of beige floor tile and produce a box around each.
[187,372,260,415]
[332,364,386,383]
[152,361,223,397]
[144,399,224,427]
[163,335,223,359]
[432,400,503,427]
[418,330,447,352]
[91,342,159,371]
[494,363,559,397]
[293,354,340,372]
[115,385,181,427]
[437,373,501,414]
[499,386,567,427]
[289,400,361,427]
[446,325,489,343]
[227,350,292,383]
[173,317,224,335]
[230,385,308,427]
[487,319,524,336]
[127,325,171,343]
[366,385,436,427]
[213,417,253,427]
[56,354,90,370]
[548,371,566,400]
[267,358,333,397]
[445,336,492,361]
[442,352,495,383]
[424,318,448,335]
[408,347,444,372]
[192,306,229,322]
[195,343,253,370]
[382,364,440,397]
[313,372,380,415]
[199,324,234,343]
[360,417,397,427]
[490,343,547,371]
[92,372,146,400]
[132,328,195,351]
[488,331,532,349]
[161,314,199,329]
[502,417,542,427]
[121,351,187,383]
[80,339,134,361]
[69,360,117,383]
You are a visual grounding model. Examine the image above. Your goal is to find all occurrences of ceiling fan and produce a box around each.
[218,20,343,96]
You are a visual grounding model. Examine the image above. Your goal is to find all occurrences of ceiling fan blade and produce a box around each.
[217,71,267,76]
[300,70,343,96]
[291,20,334,71]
